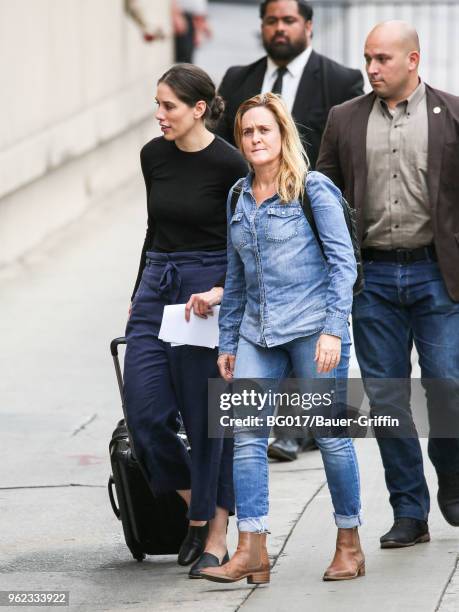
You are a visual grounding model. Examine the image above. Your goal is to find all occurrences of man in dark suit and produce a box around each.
[216,0,364,170]
[217,0,364,462]
[317,20,459,547]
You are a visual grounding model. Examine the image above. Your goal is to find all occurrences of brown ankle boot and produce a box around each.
[323,527,365,581]
[200,531,270,584]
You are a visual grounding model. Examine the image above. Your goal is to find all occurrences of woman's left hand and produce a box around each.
[315,333,341,373]
[185,286,224,321]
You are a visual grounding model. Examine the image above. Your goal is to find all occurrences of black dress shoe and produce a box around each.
[177,523,209,566]
[380,518,430,548]
[437,472,459,526]
[267,438,299,462]
[189,550,230,579]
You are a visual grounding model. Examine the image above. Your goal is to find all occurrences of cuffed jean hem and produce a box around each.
[237,516,269,533]
[334,512,363,528]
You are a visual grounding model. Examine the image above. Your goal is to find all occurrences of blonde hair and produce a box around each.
[234,93,309,203]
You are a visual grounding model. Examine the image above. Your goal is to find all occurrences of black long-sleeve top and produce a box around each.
[131,135,248,300]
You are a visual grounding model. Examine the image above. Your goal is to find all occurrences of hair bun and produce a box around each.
[209,95,225,121]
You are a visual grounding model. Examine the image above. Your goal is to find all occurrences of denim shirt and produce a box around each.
[218,171,357,355]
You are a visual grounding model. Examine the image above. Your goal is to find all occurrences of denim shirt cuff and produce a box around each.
[218,339,238,356]
[322,314,348,339]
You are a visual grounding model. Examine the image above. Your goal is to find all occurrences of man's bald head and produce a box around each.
[364,20,421,107]
[367,21,420,54]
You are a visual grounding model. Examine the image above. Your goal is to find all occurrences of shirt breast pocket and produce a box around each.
[230,211,251,249]
[265,206,302,242]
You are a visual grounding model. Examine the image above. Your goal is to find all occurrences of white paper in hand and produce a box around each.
[158,304,220,348]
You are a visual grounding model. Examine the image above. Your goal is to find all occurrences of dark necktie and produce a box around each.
[271,66,288,95]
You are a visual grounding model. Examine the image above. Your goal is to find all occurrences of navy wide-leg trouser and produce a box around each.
[123,250,234,521]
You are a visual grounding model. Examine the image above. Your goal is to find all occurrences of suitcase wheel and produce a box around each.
[133,552,146,562]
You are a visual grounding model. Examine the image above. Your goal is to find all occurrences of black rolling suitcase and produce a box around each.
[107,337,188,562]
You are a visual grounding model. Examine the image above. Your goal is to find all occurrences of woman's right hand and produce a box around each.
[315,333,341,373]
[217,353,236,381]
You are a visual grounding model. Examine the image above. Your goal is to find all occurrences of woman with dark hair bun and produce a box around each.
[123,63,247,578]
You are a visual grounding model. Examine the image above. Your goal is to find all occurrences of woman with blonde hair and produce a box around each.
[200,93,364,584]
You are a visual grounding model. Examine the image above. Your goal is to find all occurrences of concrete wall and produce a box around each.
[0,0,172,266]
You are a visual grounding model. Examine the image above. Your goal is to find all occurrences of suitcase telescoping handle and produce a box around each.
[110,337,126,403]
[109,336,137,453]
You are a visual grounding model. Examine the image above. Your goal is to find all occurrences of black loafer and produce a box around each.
[177,523,209,566]
[189,550,230,579]
[437,472,459,526]
[380,518,430,548]
[267,438,299,462]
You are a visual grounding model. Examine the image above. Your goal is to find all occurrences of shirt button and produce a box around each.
[394,200,399,204]
[392,149,397,153]
[394,225,399,228]
[393,174,398,178]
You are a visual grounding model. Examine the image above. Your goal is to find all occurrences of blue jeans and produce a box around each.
[353,259,459,522]
[232,329,362,532]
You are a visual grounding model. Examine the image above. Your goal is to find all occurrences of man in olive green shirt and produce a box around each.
[364,80,431,249]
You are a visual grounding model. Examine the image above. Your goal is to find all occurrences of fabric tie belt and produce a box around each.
[157,261,182,301]
[144,249,227,302]
[361,245,437,264]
